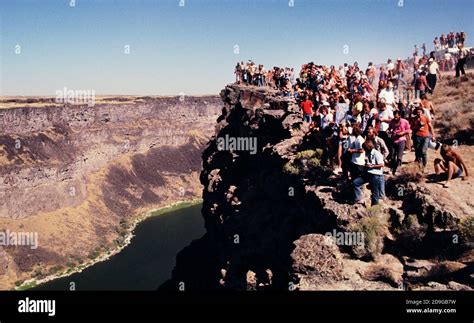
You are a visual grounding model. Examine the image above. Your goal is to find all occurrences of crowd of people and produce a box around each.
[294,62,444,206]
[413,42,469,82]
[433,31,466,51]
[232,35,470,207]
[234,60,295,94]
[428,31,470,74]
[298,60,469,206]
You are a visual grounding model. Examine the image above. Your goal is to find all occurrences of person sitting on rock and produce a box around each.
[352,139,385,206]
[434,144,469,188]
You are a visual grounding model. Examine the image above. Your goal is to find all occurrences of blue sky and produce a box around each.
[1,0,473,95]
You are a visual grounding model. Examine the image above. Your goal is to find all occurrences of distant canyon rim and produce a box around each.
[0,95,222,289]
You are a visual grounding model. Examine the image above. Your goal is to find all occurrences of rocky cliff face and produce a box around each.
[165,84,473,291]
[0,96,222,289]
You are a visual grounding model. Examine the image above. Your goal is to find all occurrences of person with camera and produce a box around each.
[352,139,385,206]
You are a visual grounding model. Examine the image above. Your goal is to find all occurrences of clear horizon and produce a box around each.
[1,0,473,96]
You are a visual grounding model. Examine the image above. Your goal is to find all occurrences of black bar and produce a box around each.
[0,291,471,321]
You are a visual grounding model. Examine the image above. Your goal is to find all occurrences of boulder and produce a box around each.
[291,234,343,280]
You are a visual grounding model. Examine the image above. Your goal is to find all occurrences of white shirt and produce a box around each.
[423,107,432,121]
[367,149,385,175]
[351,135,366,166]
[335,103,349,124]
[428,61,439,74]
[379,89,395,106]
[386,62,395,71]
[378,108,394,132]
[320,113,333,129]
[459,48,468,59]
[353,114,362,124]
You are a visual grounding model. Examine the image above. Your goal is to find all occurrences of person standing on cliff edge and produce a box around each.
[301,95,314,123]
[235,62,243,84]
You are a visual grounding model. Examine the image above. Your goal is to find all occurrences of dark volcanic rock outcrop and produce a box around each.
[165,84,334,290]
[165,84,473,291]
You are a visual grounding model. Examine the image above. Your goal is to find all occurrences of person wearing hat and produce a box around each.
[427,57,441,93]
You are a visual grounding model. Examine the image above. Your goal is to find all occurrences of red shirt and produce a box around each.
[413,115,430,137]
[301,100,314,115]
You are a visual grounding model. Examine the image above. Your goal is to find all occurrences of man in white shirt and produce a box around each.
[427,58,441,93]
[377,100,394,146]
[348,125,366,179]
[378,82,396,109]
[352,140,385,205]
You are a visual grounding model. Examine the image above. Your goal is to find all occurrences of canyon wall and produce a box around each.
[0,96,222,289]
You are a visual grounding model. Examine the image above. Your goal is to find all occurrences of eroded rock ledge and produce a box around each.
[165,84,473,291]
